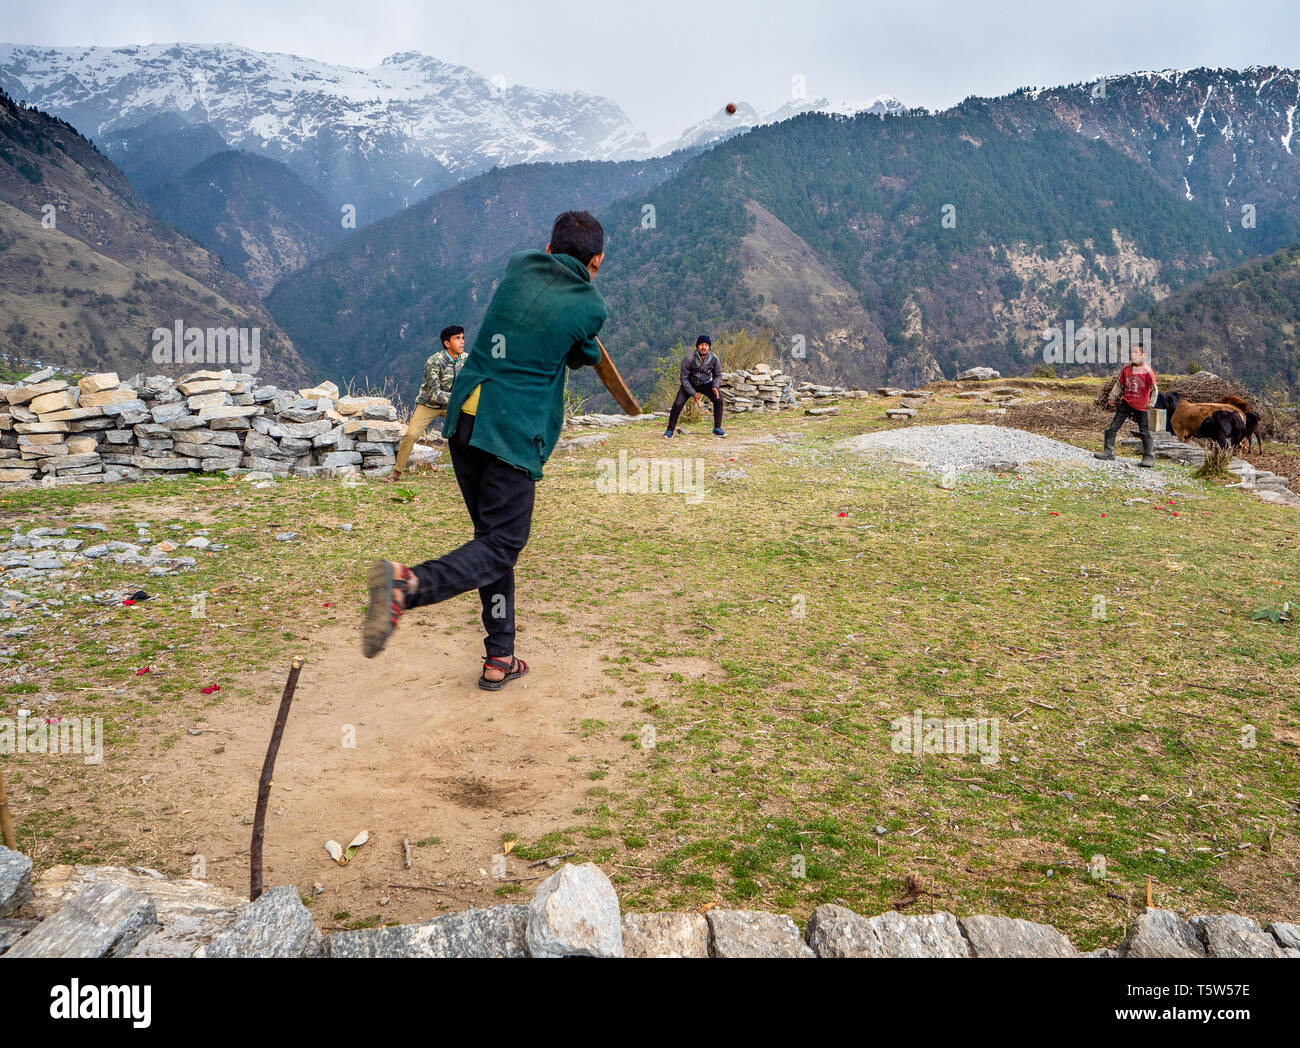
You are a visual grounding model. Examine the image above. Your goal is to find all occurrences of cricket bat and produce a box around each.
[593,336,642,416]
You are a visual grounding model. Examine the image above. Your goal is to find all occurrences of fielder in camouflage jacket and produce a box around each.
[415,345,466,410]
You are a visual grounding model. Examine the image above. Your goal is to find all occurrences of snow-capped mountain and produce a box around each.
[1019,66,1300,239]
[0,40,911,225]
[653,94,907,155]
[0,42,652,221]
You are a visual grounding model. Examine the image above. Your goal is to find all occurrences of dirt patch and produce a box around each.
[31,606,718,929]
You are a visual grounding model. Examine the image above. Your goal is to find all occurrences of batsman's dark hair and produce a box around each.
[440,325,464,345]
[550,210,604,266]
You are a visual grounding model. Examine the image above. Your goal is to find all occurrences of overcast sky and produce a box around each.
[5,0,1299,143]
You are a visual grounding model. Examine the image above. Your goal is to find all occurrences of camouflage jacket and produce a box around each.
[415,348,465,408]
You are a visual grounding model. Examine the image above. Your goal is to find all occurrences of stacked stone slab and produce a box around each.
[0,369,403,487]
[719,364,869,414]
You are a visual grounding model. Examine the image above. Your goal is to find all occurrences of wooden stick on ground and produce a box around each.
[0,765,16,850]
[250,656,304,901]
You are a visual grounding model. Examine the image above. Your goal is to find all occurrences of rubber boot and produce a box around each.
[1094,430,1116,460]
[1138,432,1155,468]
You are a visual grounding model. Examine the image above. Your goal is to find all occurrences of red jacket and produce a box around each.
[1119,364,1155,411]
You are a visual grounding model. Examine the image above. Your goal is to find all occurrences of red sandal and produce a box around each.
[362,560,414,658]
[479,655,528,691]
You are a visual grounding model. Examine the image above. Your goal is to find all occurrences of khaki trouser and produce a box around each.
[394,403,443,472]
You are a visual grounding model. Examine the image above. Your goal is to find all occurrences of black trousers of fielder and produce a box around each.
[1105,400,1151,439]
[667,381,723,430]
[408,413,536,659]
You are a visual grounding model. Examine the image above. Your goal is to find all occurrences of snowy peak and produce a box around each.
[653,93,907,155]
[0,42,651,220]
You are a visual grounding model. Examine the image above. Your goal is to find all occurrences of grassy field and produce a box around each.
[2,380,1297,949]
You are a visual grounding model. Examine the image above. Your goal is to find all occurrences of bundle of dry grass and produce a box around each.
[1003,398,1112,438]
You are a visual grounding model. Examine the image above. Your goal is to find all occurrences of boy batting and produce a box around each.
[362,211,607,689]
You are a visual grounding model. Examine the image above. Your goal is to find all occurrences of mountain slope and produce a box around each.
[1029,67,1300,253]
[0,43,651,222]
[266,152,689,389]
[1124,242,1300,394]
[148,151,343,295]
[0,90,308,385]
[586,97,1247,391]
[267,67,1300,400]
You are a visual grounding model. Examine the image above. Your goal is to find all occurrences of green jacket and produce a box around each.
[444,250,606,479]
[415,347,464,409]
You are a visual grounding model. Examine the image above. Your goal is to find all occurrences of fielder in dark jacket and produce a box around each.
[665,335,725,437]
[362,211,607,690]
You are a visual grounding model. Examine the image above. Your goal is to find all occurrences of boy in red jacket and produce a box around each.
[1095,342,1156,467]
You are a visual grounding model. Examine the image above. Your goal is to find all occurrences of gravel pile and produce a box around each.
[841,424,1165,487]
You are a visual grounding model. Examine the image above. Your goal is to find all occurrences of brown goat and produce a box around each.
[1165,392,1250,443]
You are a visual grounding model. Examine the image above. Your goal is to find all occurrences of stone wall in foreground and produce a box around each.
[0,368,405,487]
[2,849,1295,958]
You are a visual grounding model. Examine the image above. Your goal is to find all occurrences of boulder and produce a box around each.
[1189,915,1286,958]
[526,862,624,958]
[622,912,710,958]
[202,885,321,958]
[805,905,969,958]
[956,367,1000,381]
[0,918,38,955]
[1119,909,1205,958]
[6,882,157,958]
[1266,922,1300,951]
[0,847,34,916]
[325,905,528,958]
[707,909,815,958]
[959,914,1077,957]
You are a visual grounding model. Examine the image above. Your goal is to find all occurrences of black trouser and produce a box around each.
[408,413,535,659]
[667,381,723,430]
[1105,401,1151,439]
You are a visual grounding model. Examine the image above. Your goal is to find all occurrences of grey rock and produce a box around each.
[125,908,244,958]
[1120,909,1206,958]
[956,367,1000,381]
[707,909,815,958]
[1190,914,1285,958]
[150,403,191,424]
[324,905,528,958]
[622,912,710,958]
[804,903,880,958]
[0,918,38,955]
[202,885,321,958]
[0,847,34,916]
[959,914,1077,957]
[7,882,157,957]
[526,862,624,958]
[101,398,149,417]
[806,905,969,958]
[1266,922,1300,950]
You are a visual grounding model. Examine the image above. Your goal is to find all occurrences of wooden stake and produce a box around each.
[0,765,16,850]
[1146,876,1153,908]
[250,656,304,901]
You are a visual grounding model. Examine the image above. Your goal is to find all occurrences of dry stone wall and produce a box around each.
[2,849,1295,959]
[0,368,404,487]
